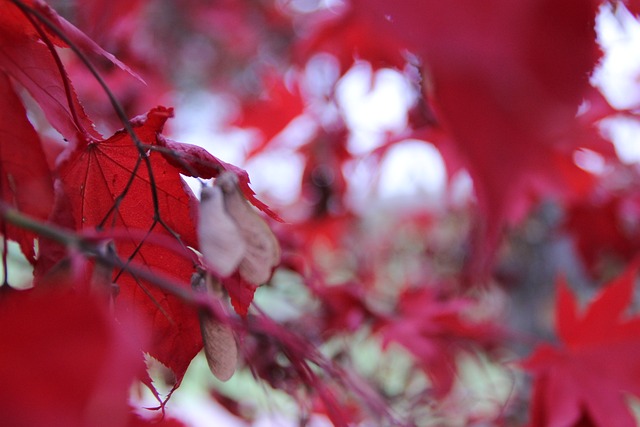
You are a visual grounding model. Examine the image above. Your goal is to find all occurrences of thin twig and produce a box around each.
[1,204,199,303]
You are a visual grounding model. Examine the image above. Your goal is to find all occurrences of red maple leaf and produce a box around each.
[521,264,640,426]
[53,106,202,394]
[0,73,54,263]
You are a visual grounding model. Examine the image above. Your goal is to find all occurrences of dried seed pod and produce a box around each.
[198,185,246,278]
[215,172,280,286]
[191,273,237,381]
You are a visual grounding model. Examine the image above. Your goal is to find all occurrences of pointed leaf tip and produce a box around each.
[556,276,580,345]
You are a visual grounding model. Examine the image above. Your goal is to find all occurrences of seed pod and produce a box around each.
[198,185,246,278]
[191,273,237,381]
[215,172,281,286]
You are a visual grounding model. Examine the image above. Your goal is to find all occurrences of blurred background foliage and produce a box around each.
[15,0,640,425]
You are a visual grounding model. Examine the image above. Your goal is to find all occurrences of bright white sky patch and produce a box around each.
[173,91,250,166]
[593,6,640,167]
[601,116,640,163]
[336,64,415,155]
[376,140,446,200]
[594,5,640,108]
[573,148,607,174]
[244,150,305,205]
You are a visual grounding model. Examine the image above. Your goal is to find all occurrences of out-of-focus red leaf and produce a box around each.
[0,72,54,263]
[378,287,501,397]
[312,384,355,427]
[209,389,255,421]
[314,280,376,336]
[0,285,146,427]
[54,106,202,393]
[235,74,304,157]
[522,263,640,426]
[290,214,355,255]
[565,169,640,275]
[186,1,292,67]
[189,1,260,58]
[74,0,145,45]
[295,6,406,74]
[359,0,608,274]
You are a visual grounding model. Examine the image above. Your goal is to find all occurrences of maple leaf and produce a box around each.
[0,285,147,427]
[53,106,202,394]
[521,265,640,426]
[0,72,54,263]
[357,0,610,275]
